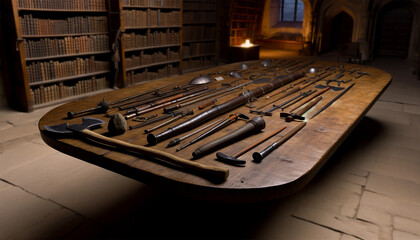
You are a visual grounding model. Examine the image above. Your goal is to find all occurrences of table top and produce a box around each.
[38,59,391,202]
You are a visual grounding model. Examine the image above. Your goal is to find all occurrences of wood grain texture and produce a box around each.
[38,59,391,202]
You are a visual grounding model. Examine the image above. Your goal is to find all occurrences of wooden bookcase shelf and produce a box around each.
[181,0,218,73]
[1,0,225,112]
[112,0,182,87]
[1,0,113,112]
[229,0,264,46]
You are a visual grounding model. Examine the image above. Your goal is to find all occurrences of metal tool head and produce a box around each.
[43,117,105,134]
[280,112,305,122]
[249,109,272,116]
[239,63,248,70]
[307,67,319,73]
[233,113,250,120]
[189,75,212,85]
[260,59,271,67]
[216,152,246,166]
[315,84,344,92]
[229,71,243,78]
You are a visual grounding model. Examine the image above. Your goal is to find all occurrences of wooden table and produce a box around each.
[38,59,391,202]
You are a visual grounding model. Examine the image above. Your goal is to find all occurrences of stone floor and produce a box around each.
[1,51,419,239]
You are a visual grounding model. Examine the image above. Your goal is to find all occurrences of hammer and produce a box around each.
[43,117,229,182]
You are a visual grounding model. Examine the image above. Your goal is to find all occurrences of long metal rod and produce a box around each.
[310,83,355,120]
[166,118,224,148]
[109,82,177,106]
[163,81,252,113]
[252,122,306,162]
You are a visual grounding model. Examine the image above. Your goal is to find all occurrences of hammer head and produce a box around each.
[216,152,246,166]
[44,117,105,134]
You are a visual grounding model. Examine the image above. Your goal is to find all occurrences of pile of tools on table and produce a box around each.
[44,59,368,182]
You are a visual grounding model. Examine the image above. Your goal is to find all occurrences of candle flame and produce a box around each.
[241,39,253,48]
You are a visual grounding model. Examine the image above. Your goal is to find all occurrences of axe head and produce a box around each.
[44,117,105,134]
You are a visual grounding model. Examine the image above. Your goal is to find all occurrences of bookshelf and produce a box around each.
[230,0,264,46]
[182,0,218,73]
[115,0,182,87]
[1,0,113,112]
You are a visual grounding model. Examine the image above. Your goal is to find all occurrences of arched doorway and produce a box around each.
[375,3,413,58]
[329,11,354,50]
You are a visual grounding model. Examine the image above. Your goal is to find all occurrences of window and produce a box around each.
[279,0,304,23]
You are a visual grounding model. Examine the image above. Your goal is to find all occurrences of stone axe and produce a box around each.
[43,117,229,182]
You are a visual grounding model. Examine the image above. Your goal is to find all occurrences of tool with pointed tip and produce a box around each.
[176,113,249,152]
[288,87,329,112]
[250,90,315,116]
[144,110,194,133]
[280,96,322,122]
[216,124,286,166]
[163,81,252,113]
[67,100,109,119]
[110,82,178,108]
[43,117,229,182]
[252,122,306,162]
[166,118,224,148]
[310,83,355,120]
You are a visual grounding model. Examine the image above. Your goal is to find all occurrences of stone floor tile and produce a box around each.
[356,205,392,227]
[0,122,39,144]
[366,173,420,204]
[394,216,420,236]
[404,103,420,115]
[393,230,420,240]
[0,181,83,240]
[292,207,380,240]
[251,215,341,240]
[369,156,420,185]
[372,100,404,112]
[340,234,360,240]
[359,191,420,222]
[0,140,56,175]
[367,107,412,126]
[0,151,150,220]
[0,120,13,131]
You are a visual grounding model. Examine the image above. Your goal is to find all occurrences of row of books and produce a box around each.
[182,56,215,71]
[125,50,179,68]
[123,9,180,28]
[183,26,216,42]
[122,30,179,50]
[126,64,178,85]
[122,0,180,8]
[183,1,216,11]
[20,14,107,36]
[27,57,110,83]
[24,34,109,59]
[183,42,216,57]
[30,76,108,104]
[18,0,106,11]
[183,11,217,24]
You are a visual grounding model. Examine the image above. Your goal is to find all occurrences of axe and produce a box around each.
[43,117,229,182]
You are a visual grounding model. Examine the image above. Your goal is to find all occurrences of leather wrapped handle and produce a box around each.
[80,129,229,182]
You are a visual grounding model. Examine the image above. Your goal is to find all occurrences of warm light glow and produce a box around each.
[241,39,253,48]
